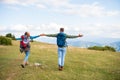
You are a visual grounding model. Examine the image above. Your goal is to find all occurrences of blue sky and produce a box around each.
[0,0,120,39]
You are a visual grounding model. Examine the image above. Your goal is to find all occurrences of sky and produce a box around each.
[0,0,120,40]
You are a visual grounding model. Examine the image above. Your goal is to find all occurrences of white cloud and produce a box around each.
[36,4,46,9]
[10,24,29,31]
[105,11,120,16]
[58,2,120,17]
[43,0,69,7]
[80,3,104,17]
[1,0,119,17]
[1,0,18,4]
[78,23,120,38]
[0,23,120,38]
[1,0,38,6]
[0,26,7,31]
[0,0,68,7]
[0,23,68,36]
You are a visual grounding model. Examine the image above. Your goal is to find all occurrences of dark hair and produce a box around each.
[25,32,28,35]
[60,28,64,32]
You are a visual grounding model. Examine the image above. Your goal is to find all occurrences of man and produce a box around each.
[42,28,83,71]
[16,32,41,68]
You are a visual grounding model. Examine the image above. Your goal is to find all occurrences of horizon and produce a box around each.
[35,36,120,45]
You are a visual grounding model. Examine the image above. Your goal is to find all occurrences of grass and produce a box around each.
[0,41,120,80]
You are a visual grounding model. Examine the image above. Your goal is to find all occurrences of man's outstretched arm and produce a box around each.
[66,34,83,38]
[40,34,57,37]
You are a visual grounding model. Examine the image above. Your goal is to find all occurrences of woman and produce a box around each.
[16,32,41,68]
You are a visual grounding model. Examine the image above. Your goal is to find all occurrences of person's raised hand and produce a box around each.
[78,34,83,37]
[39,34,46,36]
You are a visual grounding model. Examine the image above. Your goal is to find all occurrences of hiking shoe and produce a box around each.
[25,63,28,66]
[21,64,25,68]
[59,68,62,71]
[58,66,63,71]
[58,65,61,70]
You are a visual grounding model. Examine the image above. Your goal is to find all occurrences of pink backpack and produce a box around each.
[20,35,27,49]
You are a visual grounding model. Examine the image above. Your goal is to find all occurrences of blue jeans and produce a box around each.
[58,47,66,67]
[24,51,30,62]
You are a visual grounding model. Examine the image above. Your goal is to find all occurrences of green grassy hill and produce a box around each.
[0,41,120,80]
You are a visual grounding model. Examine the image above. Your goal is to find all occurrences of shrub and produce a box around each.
[88,46,116,52]
[6,33,15,40]
[0,36,12,45]
[104,46,116,52]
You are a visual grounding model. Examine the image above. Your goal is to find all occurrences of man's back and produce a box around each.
[57,32,66,47]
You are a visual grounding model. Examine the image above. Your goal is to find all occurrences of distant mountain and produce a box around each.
[67,40,102,48]
[108,41,120,52]
[37,37,120,52]
[78,36,120,45]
